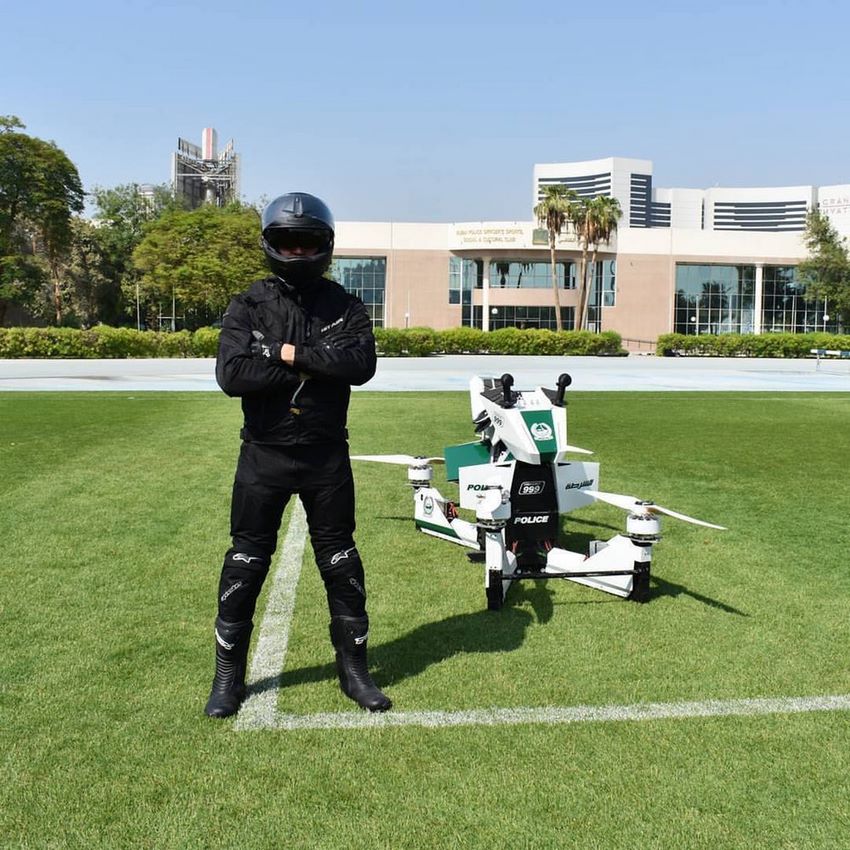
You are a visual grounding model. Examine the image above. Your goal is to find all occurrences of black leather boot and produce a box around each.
[329,615,392,712]
[204,617,253,718]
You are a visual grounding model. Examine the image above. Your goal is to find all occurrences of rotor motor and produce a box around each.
[626,504,662,542]
[407,462,434,489]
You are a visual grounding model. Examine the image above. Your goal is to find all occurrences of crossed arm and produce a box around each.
[215,297,377,397]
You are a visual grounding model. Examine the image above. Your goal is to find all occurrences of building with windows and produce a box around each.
[331,158,849,343]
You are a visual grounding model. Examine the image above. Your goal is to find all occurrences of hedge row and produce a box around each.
[657,332,850,358]
[5,326,848,359]
[0,325,624,358]
[0,326,220,359]
[375,327,624,356]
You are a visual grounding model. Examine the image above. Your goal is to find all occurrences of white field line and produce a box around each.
[240,694,850,732]
[233,500,309,732]
[233,503,850,732]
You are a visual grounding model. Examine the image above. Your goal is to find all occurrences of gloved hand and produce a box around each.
[250,330,283,363]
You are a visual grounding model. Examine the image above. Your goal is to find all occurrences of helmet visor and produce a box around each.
[265,227,331,254]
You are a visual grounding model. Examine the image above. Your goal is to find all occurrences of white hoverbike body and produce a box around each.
[354,373,724,610]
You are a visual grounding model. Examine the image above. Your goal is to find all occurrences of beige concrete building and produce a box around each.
[330,158,849,345]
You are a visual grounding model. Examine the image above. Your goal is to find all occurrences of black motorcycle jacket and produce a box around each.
[216,276,377,444]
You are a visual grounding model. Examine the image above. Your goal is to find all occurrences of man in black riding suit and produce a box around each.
[204,192,391,717]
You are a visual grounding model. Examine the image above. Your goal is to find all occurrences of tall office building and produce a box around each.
[534,157,850,238]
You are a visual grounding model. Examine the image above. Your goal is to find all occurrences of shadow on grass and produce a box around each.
[651,575,748,616]
[563,521,746,615]
[252,581,555,693]
[246,572,744,699]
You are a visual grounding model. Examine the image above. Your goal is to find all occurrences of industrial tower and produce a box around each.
[171,127,240,209]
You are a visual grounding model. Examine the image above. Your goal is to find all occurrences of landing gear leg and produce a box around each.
[628,558,651,603]
[486,568,504,611]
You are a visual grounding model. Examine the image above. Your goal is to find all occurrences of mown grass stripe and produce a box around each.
[234,501,308,731]
[238,693,850,732]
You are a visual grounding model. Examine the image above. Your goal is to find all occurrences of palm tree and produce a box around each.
[577,196,622,331]
[572,195,622,332]
[568,199,591,332]
[534,185,578,331]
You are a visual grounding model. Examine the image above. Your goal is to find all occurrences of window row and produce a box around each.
[674,264,841,335]
[332,257,386,327]
[471,305,575,331]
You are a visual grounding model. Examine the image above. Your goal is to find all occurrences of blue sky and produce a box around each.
[3,0,848,221]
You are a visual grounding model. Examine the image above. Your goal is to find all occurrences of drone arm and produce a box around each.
[414,486,479,548]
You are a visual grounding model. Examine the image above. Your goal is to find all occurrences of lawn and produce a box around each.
[1,390,848,849]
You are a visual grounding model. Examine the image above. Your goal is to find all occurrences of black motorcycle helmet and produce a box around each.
[260,192,335,288]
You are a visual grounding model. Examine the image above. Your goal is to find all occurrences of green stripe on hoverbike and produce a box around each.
[519,409,558,462]
[416,519,460,538]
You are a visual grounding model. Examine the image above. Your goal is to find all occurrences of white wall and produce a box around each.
[617,226,805,260]
[653,188,704,229]
[703,185,814,232]
[335,221,449,251]
[817,184,850,239]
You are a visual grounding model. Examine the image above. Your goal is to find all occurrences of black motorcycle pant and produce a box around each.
[216,441,366,623]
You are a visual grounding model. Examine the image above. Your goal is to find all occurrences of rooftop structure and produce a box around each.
[171,127,240,209]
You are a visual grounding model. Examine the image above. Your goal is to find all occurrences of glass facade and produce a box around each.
[487,260,575,289]
[335,254,842,338]
[449,257,480,327]
[450,258,577,330]
[473,305,575,331]
[585,260,616,333]
[674,264,755,334]
[762,266,839,333]
[331,257,386,327]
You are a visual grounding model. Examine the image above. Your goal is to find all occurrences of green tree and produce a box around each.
[798,209,850,325]
[91,182,177,327]
[60,218,115,327]
[534,185,578,332]
[132,203,266,326]
[0,116,84,325]
[577,195,622,331]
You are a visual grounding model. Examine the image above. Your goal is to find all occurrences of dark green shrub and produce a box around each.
[402,327,437,356]
[374,327,437,356]
[374,328,404,356]
[656,331,850,358]
[570,330,623,355]
[192,327,221,357]
[0,325,223,358]
[91,326,156,358]
[0,327,86,357]
[153,330,193,357]
[436,327,486,354]
[486,328,525,354]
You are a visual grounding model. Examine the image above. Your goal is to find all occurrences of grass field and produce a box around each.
[1,390,849,849]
